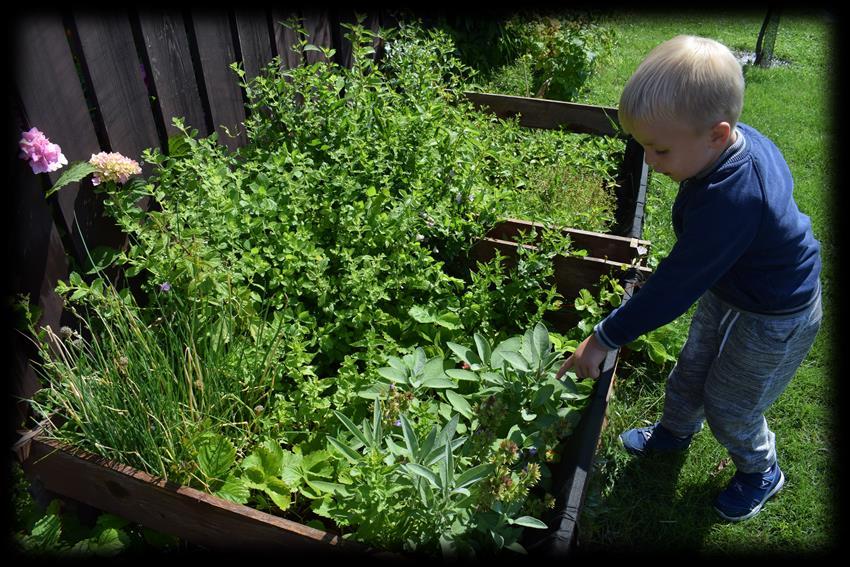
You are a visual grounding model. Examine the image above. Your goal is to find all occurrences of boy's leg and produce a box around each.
[703,293,822,474]
[620,291,725,455]
[659,291,729,437]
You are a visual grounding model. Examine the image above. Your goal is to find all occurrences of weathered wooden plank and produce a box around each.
[302,10,333,64]
[138,11,209,139]
[622,137,650,239]
[13,13,106,265]
[74,11,162,175]
[22,437,372,554]
[271,9,303,70]
[192,11,248,151]
[10,122,69,423]
[486,218,650,264]
[464,92,621,137]
[234,10,275,81]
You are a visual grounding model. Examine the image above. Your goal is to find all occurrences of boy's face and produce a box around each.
[628,119,735,183]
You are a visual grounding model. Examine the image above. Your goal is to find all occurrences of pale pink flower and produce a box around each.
[88,152,142,186]
[19,128,68,174]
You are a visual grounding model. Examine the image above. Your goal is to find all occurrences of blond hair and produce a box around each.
[619,35,744,134]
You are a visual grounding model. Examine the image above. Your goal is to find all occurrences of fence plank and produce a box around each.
[138,11,209,139]
[234,10,274,81]
[191,11,247,150]
[271,10,303,70]
[73,12,161,176]
[303,10,333,64]
[464,92,621,136]
[14,13,120,267]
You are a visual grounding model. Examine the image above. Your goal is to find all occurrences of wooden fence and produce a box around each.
[10,9,395,426]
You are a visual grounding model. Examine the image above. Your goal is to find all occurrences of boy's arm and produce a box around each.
[560,168,762,378]
[599,172,761,349]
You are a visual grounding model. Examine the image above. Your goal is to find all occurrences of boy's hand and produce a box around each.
[556,333,610,380]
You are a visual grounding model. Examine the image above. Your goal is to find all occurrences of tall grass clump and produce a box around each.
[24,281,285,485]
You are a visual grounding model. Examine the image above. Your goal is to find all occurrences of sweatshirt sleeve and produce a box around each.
[595,167,763,348]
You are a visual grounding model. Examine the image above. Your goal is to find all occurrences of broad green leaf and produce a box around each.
[333,410,370,448]
[521,328,536,365]
[421,376,457,389]
[197,434,236,483]
[404,463,439,489]
[446,341,482,368]
[400,413,419,458]
[409,305,435,324]
[445,368,478,382]
[216,473,250,504]
[279,450,303,486]
[423,357,447,382]
[445,390,473,419]
[29,500,62,549]
[439,414,460,444]
[302,450,333,477]
[435,311,461,329]
[46,161,97,197]
[69,528,126,555]
[357,383,389,399]
[327,436,361,464]
[533,322,551,360]
[455,463,495,488]
[505,542,528,553]
[387,356,407,373]
[442,442,453,496]
[474,333,492,364]
[512,516,548,529]
[305,479,349,497]
[371,400,382,445]
[532,384,556,408]
[501,351,530,372]
[412,347,427,375]
[480,371,505,385]
[377,366,407,384]
[265,477,292,511]
[253,440,284,477]
[418,426,438,461]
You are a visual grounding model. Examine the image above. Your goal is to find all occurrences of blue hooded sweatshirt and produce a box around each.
[595,122,821,350]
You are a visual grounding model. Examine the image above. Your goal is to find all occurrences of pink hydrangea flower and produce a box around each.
[19,127,68,174]
[88,152,142,186]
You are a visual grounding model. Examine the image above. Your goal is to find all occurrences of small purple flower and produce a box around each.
[394,419,402,427]
[528,446,538,457]
[159,282,171,292]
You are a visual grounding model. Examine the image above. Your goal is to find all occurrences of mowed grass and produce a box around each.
[572,10,838,555]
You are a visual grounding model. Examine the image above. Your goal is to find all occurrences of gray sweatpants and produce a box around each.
[660,287,822,474]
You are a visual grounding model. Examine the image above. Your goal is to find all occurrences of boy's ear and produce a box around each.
[709,121,733,147]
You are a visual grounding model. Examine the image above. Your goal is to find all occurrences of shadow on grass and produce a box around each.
[577,449,726,557]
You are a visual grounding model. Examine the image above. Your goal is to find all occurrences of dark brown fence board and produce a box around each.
[271,10,303,70]
[192,11,248,151]
[234,10,275,81]
[464,92,621,137]
[23,437,368,553]
[10,163,69,424]
[303,11,333,64]
[74,12,161,176]
[14,13,105,265]
[138,11,209,139]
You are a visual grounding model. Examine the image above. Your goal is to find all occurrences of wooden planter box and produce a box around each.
[16,93,649,556]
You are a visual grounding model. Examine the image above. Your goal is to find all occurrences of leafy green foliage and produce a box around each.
[24,18,632,559]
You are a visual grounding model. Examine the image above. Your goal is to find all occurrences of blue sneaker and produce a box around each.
[714,462,785,522]
[619,421,693,456]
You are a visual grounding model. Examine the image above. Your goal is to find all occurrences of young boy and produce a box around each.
[558,35,822,522]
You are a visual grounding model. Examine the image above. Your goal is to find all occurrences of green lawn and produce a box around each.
[574,10,837,554]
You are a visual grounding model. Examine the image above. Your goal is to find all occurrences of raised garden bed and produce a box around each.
[16,91,649,556]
